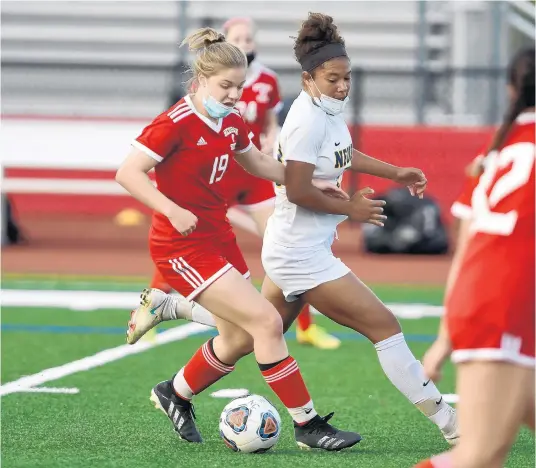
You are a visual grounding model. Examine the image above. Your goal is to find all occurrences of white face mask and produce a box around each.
[308,79,349,116]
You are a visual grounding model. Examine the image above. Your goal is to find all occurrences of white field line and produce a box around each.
[0,322,210,397]
[210,388,250,399]
[1,290,444,318]
[14,387,80,395]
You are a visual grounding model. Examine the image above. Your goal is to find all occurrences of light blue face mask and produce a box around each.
[202,94,234,119]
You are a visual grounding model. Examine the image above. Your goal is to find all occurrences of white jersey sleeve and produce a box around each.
[282,113,326,165]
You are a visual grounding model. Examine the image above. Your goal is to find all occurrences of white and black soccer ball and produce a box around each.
[219,394,282,453]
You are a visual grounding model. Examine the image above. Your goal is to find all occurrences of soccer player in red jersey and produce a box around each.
[116,27,361,450]
[415,47,535,468]
[148,16,340,349]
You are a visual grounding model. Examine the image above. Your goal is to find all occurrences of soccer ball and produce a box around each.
[219,394,282,453]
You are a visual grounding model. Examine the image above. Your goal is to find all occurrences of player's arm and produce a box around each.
[116,148,197,236]
[350,149,398,179]
[282,118,349,214]
[444,217,471,300]
[285,160,351,215]
[445,176,477,300]
[116,148,176,216]
[285,161,386,225]
[234,145,285,185]
[351,149,427,198]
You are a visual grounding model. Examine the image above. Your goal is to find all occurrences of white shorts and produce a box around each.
[261,235,350,302]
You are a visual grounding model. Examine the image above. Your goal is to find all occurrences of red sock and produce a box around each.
[150,269,172,293]
[414,461,435,468]
[414,454,452,468]
[297,305,312,331]
[260,356,317,424]
[173,339,234,398]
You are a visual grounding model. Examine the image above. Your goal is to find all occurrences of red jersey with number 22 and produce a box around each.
[447,112,535,365]
[132,95,253,253]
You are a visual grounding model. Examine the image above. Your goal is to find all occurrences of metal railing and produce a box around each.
[1,58,506,126]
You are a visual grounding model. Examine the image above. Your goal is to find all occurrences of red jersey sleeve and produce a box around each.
[132,116,180,162]
[232,113,254,154]
[451,175,479,220]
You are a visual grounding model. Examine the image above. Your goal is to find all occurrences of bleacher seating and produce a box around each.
[1,1,452,123]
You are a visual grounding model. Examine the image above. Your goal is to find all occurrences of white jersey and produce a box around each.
[266,91,353,247]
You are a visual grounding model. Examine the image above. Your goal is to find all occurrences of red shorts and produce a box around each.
[447,275,535,368]
[225,163,275,209]
[150,236,250,301]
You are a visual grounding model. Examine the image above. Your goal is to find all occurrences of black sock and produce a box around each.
[207,337,234,367]
[257,356,289,371]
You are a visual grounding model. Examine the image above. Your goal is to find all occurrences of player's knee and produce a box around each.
[362,307,402,344]
[252,304,284,338]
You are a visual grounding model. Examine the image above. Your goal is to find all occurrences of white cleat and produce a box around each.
[440,405,459,446]
[126,288,167,345]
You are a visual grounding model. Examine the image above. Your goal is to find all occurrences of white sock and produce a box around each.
[287,400,317,425]
[164,295,216,327]
[172,368,194,400]
[191,303,217,327]
[374,333,454,430]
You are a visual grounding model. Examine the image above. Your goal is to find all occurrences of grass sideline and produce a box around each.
[2,307,534,468]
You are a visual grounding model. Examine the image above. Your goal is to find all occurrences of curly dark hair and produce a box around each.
[293,12,345,65]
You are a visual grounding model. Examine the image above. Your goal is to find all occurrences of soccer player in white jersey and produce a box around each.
[129,13,458,445]
[257,12,458,445]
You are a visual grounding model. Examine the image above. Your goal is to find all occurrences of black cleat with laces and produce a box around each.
[150,378,202,443]
[294,412,362,451]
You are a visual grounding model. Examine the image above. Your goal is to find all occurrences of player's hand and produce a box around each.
[312,179,350,200]
[422,337,452,383]
[394,167,427,199]
[465,155,485,178]
[168,206,198,236]
[347,187,387,226]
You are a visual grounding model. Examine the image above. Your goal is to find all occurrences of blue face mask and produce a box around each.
[202,94,234,119]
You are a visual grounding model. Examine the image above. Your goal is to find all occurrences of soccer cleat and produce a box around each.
[440,404,459,445]
[294,412,361,451]
[150,379,202,443]
[296,324,341,350]
[126,288,167,345]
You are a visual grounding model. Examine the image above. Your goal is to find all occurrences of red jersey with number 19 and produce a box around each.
[132,96,254,300]
[133,95,253,248]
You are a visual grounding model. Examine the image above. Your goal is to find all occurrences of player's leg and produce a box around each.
[126,276,217,345]
[523,374,535,431]
[197,269,362,450]
[154,270,304,432]
[414,361,534,468]
[152,313,253,443]
[302,271,458,444]
[261,274,304,332]
[149,245,361,449]
[150,268,172,293]
[237,184,341,350]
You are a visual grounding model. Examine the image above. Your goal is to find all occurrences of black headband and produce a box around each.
[299,42,348,73]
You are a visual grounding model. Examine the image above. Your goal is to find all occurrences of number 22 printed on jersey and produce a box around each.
[471,142,535,236]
